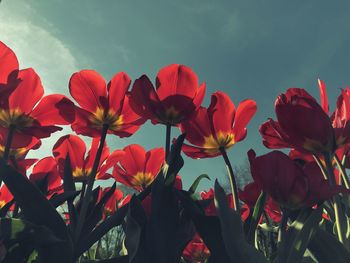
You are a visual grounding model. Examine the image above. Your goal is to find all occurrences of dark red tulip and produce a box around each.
[130,64,206,126]
[182,234,210,263]
[249,150,348,209]
[112,144,165,191]
[180,91,257,158]
[69,70,145,137]
[238,182,282,223]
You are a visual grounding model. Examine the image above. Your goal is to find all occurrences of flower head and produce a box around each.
[130,64,206,125]
[69,70,145,137]
[180,91,257,158]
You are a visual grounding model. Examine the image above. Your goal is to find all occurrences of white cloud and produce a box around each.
[0,2,80,159]
[0,2,79,95]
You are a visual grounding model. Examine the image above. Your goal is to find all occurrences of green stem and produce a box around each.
[277,209,289,244]
[313,154,328,180]
[3,124,15,161]
[1,125,16,186]
[165,124,171,160]
[334,154,350,189]
[74,124,109,242]
[324,153,346,244]
[219,147,240,211]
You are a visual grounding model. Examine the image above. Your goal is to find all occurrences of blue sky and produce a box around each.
[1,0,350,190]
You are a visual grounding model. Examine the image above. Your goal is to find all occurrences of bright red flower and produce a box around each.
[331,86,350,148]
[180,91,257,158]
[130,64,206,125]
[102,187,123,216]
[112,144,165,191]
[248,150,348,209]
[69,70,145,137]
[52,134,124,182]
[0,43,75,147]
[261,82,339,154]
[182,234,210,263]
[29,157,63,197]
[0,184,13,210]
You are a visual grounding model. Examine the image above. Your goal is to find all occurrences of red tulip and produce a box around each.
[29,157,63,197]
[180,91,257,158]
[182,234,210,263]
[0,184,13,210]
[112,144,165,191]
[69,70,145,137]
[53,134,124,182]
[0,42,18,83]
[0,43,75,146]
[130,64,206,125]
[248,150,348,209]
[102,187,123,216]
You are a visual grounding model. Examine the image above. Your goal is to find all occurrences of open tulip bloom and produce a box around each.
[3,40,350,263]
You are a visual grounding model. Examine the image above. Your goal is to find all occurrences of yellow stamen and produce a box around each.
[0,200,6,209]
[132,172,154,188]
[0,108,33,129]
[203,131,235,155]
[89,107,123,131]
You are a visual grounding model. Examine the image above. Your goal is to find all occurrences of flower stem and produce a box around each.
[3,124,15,161]
[324,153,346,244]
[165,124,171,160]
[74,124,109,243]
[334,154,350,189]
[219,147,240,211]
[0,125,16,186]
[278,209,289,244]
[313,154,328,180]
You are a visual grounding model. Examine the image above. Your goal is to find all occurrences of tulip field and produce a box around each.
[1,40,350,263]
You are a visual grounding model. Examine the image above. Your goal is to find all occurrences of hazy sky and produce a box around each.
[1,0,350,190]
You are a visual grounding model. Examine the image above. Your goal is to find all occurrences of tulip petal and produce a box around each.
[180,107,212,146]
[232,99,257,142]
[144,147,165,176]
[0,41,18,84]
[8,68,44,114]
[107,72,131,114]
[318,79,329,115]
[260,119,291,149]
[52,135,86,173]
[181,143,221,159]
[156,64,198,100]
[208,91,236,135]
[130,74,162,121]
[31,94,75,125]
[69,70,107,113]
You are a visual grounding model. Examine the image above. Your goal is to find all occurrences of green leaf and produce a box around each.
[277,206,323,263]
[214,180,268,263]
[308,228,350,263]
[0,159,73,262]
[247,191,266,243]
[124,195,148,263]
[0,218,63,262]
[176,190,231,263]
[49,190,80,208]
[81,183,117,239]
[188,174,210,195]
